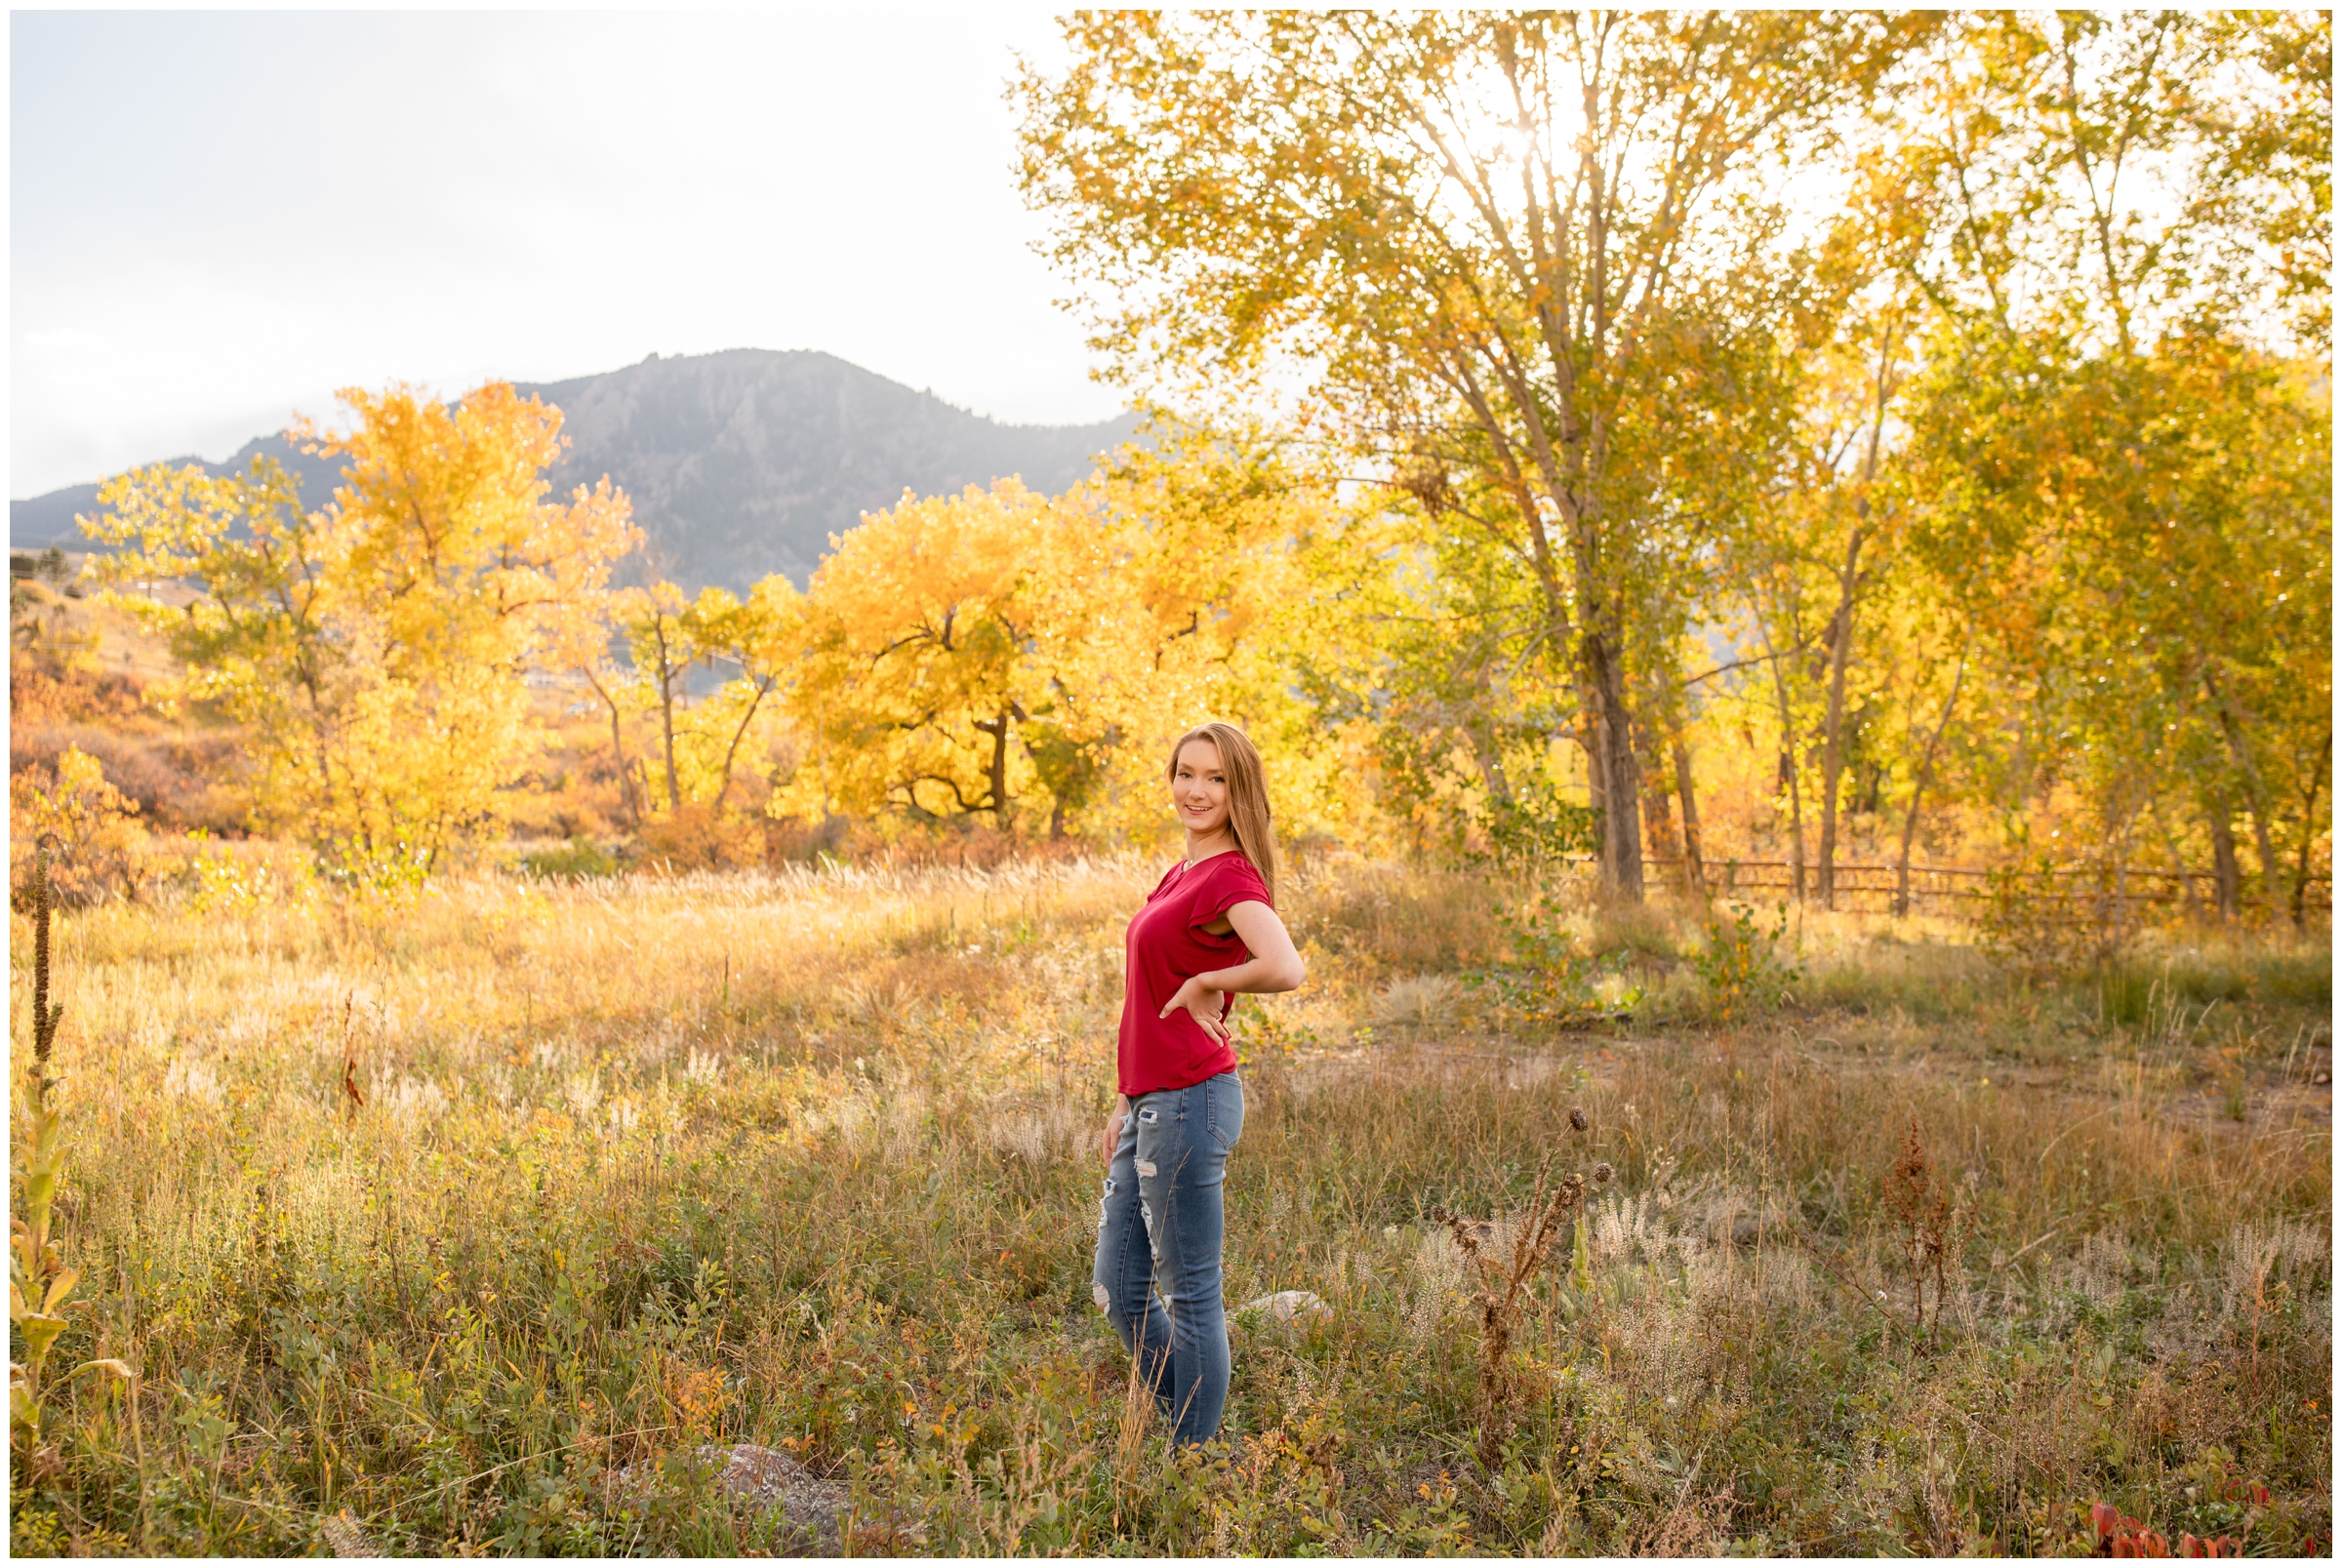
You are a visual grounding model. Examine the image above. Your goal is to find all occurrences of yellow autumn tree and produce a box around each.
[775,480,1113,836]
[772,435,1351,847]
[619,576,806,823]
[83,382,640,877]
[1078,427,1369,846]
[677,577,804,815]
[9,746,149,905]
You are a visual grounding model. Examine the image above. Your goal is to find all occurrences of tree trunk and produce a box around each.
[1471,725,1514,809]
[1578,714,1605,824]
[1892,792,1922,919]
[1582,631,1644,902]
[651,619,683,815]
[1673,740,1708,899]
[1815,529,1865,910]
[2209,808,2241,921]
[583,667,639,829]
[1641,749,1682,866]
[1892,653,1963,919]
[707,675,777,818]
[990,715,1011,824]
[2149,806,2201,923]
[2201,664,2282,912]
[2243,784,2281,914]
[1756,613,1806,902]
[973,708,1015,825]
[2292,738,2327,928]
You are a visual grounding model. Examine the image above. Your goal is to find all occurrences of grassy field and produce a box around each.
[9,855,2331,1555]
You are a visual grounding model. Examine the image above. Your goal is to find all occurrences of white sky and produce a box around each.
[9,9,1117,499]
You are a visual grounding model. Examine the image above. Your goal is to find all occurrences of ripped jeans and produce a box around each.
[1091,1071,1244,1447]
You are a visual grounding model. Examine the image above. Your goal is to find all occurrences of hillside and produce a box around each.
[10,349,1138,589]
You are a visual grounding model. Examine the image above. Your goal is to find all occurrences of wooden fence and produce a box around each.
[1547,856,2331,920]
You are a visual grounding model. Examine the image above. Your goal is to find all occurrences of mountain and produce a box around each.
[10,434,343,563]
[11,349,1139,590]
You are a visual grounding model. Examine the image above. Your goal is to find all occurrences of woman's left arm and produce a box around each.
[1212,902,1306,993]
[1158,901,1306,1041]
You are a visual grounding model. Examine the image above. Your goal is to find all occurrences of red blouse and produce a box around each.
[1117,851,1272,1096]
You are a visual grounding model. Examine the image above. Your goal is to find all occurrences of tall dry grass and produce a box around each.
[9,855,2330,1553]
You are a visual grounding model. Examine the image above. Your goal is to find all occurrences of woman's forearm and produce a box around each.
[1197,955,1305,995]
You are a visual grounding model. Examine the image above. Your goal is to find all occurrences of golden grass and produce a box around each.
[10,856,2331,1554]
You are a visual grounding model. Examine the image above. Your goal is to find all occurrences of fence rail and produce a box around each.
[1542,856,2331,919]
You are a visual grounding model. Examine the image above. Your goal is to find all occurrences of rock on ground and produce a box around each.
[609,1442,848,1549]
[1237,1289,1334,1325]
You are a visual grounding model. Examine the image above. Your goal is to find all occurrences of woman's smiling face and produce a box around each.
[1170,738,1230,838]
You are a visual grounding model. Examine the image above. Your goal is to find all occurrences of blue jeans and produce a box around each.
[1091,1071,1244,1447]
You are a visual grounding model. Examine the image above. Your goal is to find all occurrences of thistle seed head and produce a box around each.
[1592,1162,1615,1186]
[1569,1106,1589,1132]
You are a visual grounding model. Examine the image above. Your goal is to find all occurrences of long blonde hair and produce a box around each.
[1167,720,1278,905]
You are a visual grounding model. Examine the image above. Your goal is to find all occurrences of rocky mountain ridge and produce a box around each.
[11,349,1137,590]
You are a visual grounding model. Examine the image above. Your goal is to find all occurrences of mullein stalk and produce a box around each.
[11,846,139,1484]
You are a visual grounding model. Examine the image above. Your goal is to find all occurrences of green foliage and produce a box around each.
[1464,884,1643,1026]
[2096,964,2158,1029]
[521,837,620,882]
[1473,792,1602,875]
[11,1505,68,1556]
[1974,857,2157,972]
[178,832,317,915]
[1692,902,1803,1023]
[1230,1000,1317,1072]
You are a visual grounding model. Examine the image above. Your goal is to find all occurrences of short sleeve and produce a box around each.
[1191,855,1271,931]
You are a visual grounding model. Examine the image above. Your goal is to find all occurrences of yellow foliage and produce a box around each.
[83,382,640,875]
[628,577,805,819]
[10,746,149,905]
[772,439,1352,848]
[775,479,1095,833]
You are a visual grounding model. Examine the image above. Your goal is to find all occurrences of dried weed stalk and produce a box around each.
[337,993,364,1121]
[1884,1116,1963,1341]
[10,846,140,1483]
[1430,1104,1608,1467]
[27,844,63,1105]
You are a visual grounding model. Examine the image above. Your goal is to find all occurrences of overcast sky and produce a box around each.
[9,9,1115,499]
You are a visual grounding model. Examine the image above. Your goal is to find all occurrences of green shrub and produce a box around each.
[2097,964,2158,1027]
[2254,953,2331,1008]
[521,836,619,880]
[1692,901,1802,1023]
[1463,882,1642,1025]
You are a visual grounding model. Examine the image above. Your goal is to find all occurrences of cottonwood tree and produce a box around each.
[1288,471,1589,867]
[544,569,648,832]
[590,576,804,848]
[777,481,1132,833]
[774,442,1321,844]
[678,578,804,815]
[85,383,639,876]
[1721,289,1926,908]
[1891,11,2331,919]
[1099,424,1348,841]
[621,582,695,818]
[1021,11,1919,899]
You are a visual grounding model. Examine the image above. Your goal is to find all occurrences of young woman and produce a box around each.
[1092,720,1306,1448]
